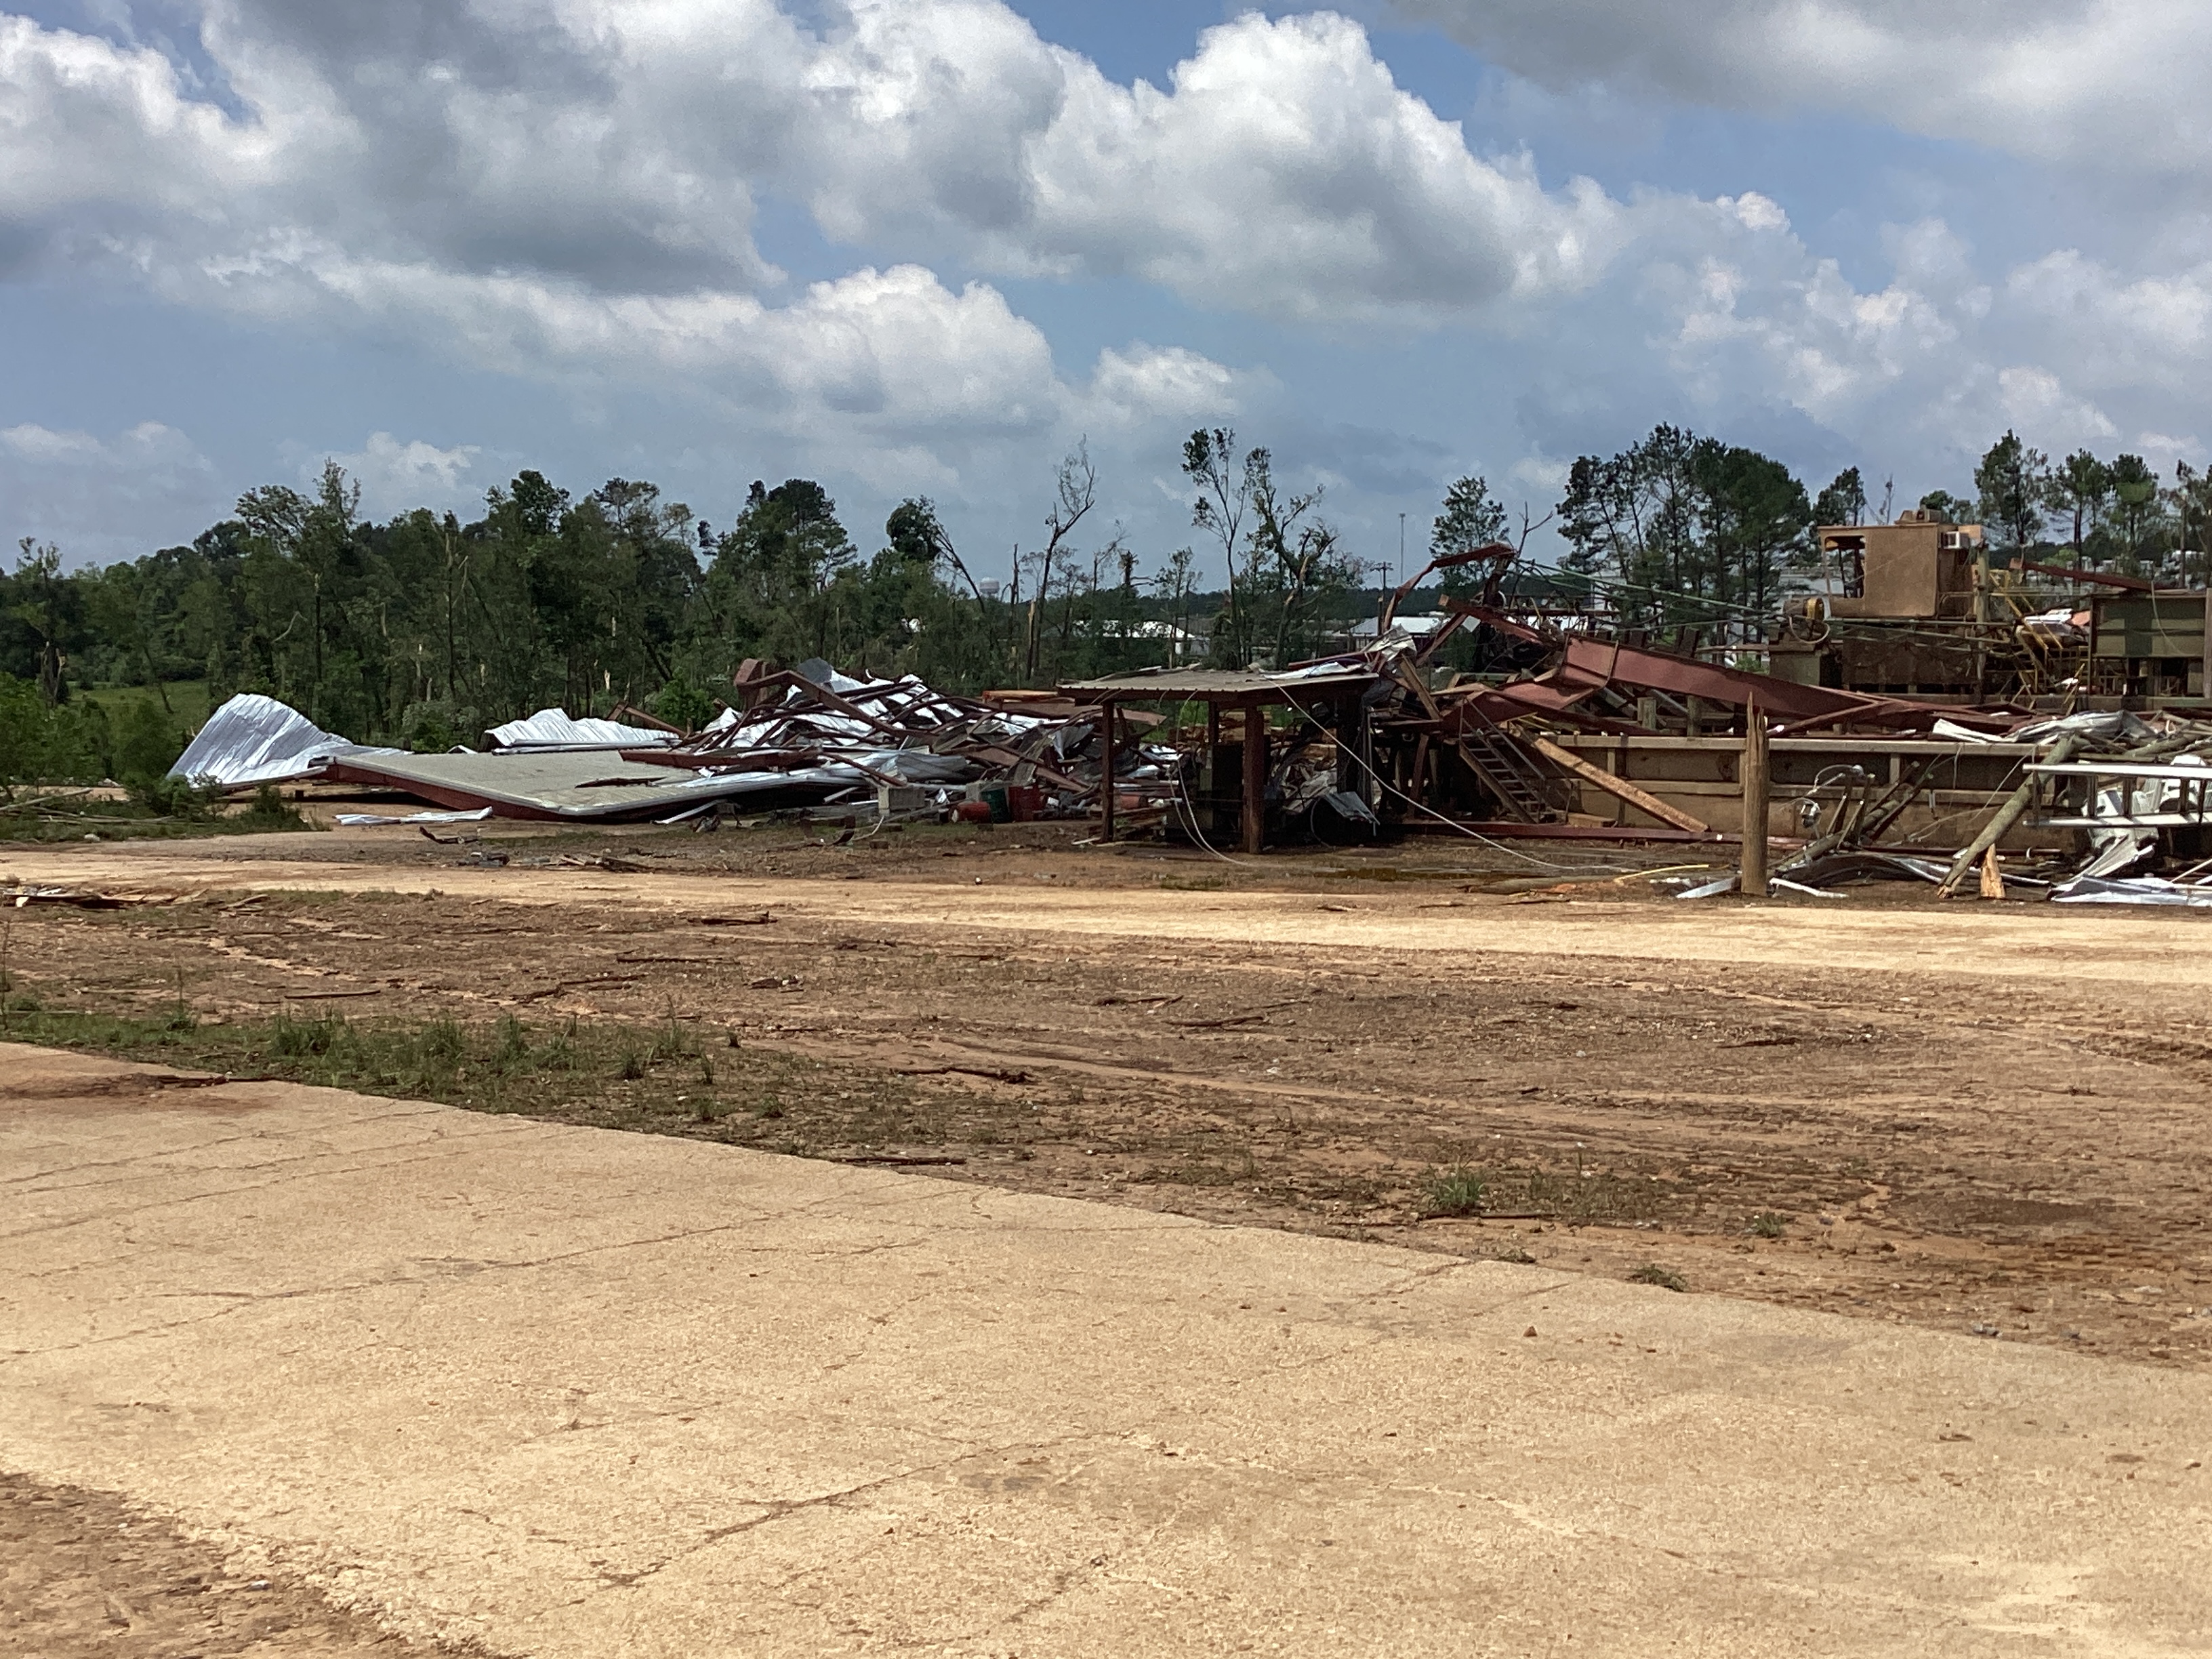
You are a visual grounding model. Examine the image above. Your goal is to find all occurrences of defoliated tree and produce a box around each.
[1021,445,1099,681]
[1242,448,1350,668]
[2171,462,2212,587]
[1183,427,1254,664]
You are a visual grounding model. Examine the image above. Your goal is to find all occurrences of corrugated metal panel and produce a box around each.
[167,694,392,790]
[485,709,679,750]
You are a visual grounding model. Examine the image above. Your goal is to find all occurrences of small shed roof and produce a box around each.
[1058,666,1378,701]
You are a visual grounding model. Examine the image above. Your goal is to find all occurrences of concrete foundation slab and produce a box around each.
[3,1043,2207,1656]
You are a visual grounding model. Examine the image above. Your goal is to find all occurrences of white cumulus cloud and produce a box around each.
[316,432,482,518]
[1392,1,2212,178]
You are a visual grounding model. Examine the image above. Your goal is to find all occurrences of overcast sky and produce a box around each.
[5,1,2210,579]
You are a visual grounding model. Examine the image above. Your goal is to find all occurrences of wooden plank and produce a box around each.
[1526,735,1711,835]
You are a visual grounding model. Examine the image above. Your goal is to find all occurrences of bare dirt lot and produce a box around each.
[6,819,2211,1381]
[0,1472,436,1657]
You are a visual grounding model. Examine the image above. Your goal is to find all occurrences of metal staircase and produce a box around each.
[1454,716,1571,823]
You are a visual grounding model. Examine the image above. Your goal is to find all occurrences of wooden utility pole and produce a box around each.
[1242,702,1269,855]
[1740,699,1770,897]
[1099,702,1117,843]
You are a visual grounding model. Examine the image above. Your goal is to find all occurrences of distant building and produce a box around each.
[1343,613,1450,648]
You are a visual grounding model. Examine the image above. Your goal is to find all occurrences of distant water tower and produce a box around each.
[977,579,1003,600]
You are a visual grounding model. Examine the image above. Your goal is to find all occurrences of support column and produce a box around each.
[1099,701,1117,843]
[1740,699,1770,898]
[1242,699,1268,855]
[2200,589,2211,703]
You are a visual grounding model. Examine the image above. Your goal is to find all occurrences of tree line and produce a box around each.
[1550,426,2212,646]
[7,420,2209,783]
[0,433,1389,779]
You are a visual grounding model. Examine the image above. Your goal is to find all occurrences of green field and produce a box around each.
[74,680,216,731]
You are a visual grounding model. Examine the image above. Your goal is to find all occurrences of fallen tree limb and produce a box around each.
[1935,732,2081,897]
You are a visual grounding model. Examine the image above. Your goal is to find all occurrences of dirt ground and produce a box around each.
[0,1473,446,1657]
[8,819,2212,1652]
[5,819,2211,1372]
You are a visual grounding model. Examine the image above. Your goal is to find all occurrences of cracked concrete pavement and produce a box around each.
[5,1042,2210,1656]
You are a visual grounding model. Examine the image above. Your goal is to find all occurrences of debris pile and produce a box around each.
[152,617,2212,908]
[168,666,1172,827]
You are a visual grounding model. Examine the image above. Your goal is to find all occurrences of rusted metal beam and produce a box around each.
[1441,599,1891,726]
[2015,559,2182,593]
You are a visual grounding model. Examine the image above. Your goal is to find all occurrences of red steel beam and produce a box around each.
[1441,600,1890,725]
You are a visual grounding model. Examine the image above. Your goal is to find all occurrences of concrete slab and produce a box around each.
[3,1042,2207,1656]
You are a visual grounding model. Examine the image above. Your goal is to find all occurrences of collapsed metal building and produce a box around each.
[167,523,2212,901]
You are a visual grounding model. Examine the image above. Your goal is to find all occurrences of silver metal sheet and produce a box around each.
[325,747,971,821]
[486,709,678,750]
[167,694,392,790]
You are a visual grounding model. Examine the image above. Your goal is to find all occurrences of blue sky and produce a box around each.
[5,1,2211,579]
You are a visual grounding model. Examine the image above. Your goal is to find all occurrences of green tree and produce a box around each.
[7,540,80,705]
[1694,443,1811,619]
[2043,450,2113,561]
[2107,454,2166,575]
[699,479,859,672]
[1973,432,2051,556]
[1557,426,1807,642]
[1812,467,1867,527]
[1430,475,1509,596]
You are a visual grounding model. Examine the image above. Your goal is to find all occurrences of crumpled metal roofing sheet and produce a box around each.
[323,747,970,821]
[167,693,391,790]
[486,709,679,750]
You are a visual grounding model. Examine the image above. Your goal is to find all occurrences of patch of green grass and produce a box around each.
[1408,1149,1673,1227]
[1418,1164,1490,1218]
[1748,1211,1790,1239]
[0,1001,897,1151]
[1629,1263,1688,1292]
[1131,1160,1245,1188]
[0,779,317,842]
[76,680,215,731]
